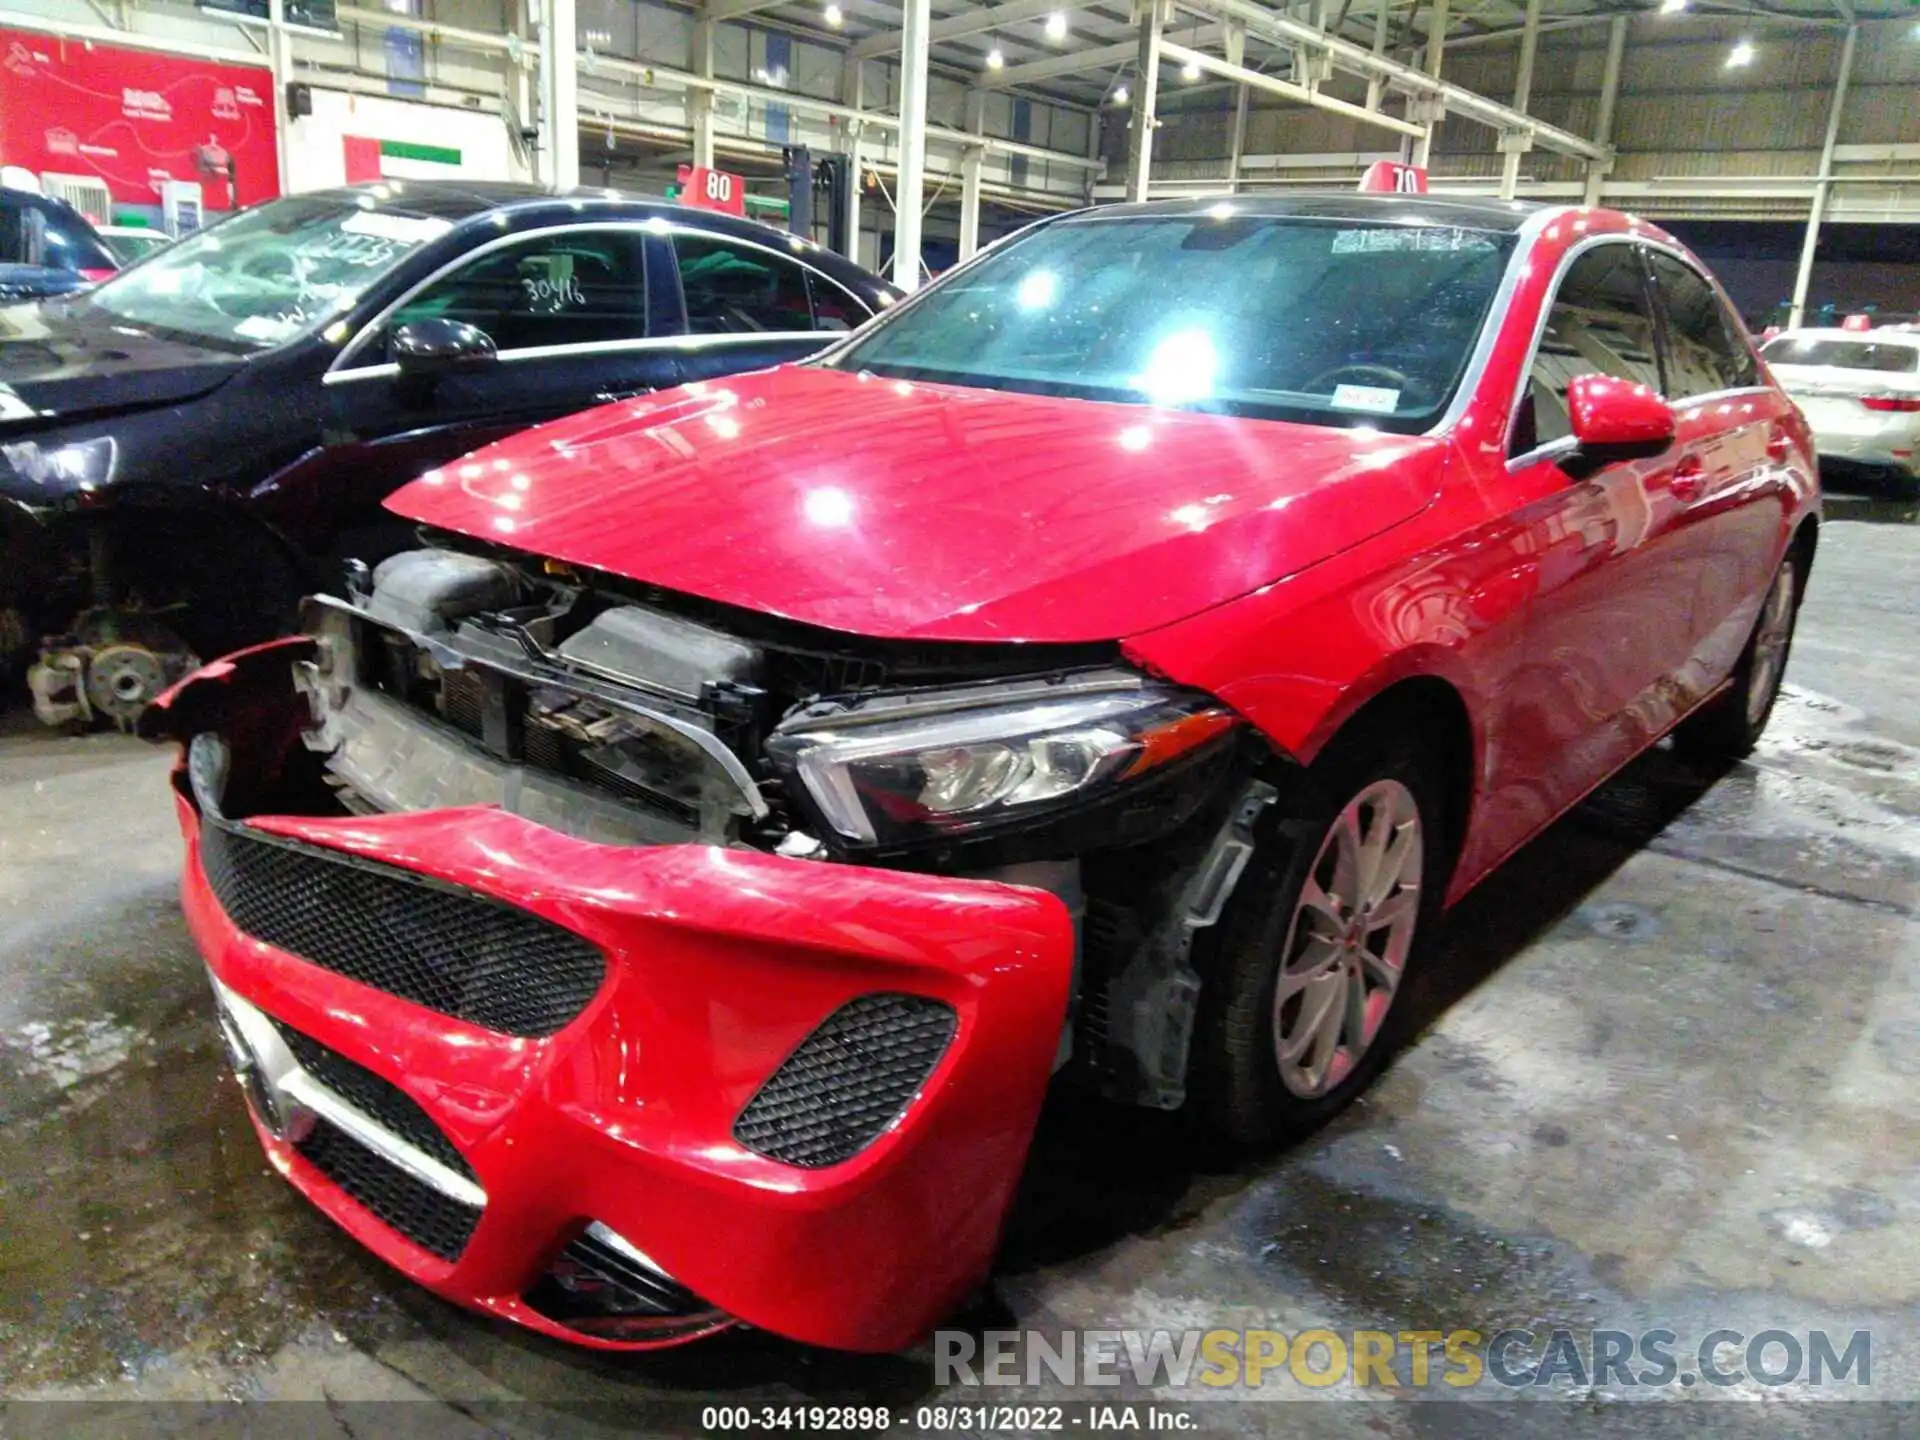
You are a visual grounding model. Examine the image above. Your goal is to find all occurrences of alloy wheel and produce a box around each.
[1746,564,1796,728]
[1271,778,1424,1099]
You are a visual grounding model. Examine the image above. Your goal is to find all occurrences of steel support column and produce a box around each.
[959,90,984,261]
[1410,0,1446,169]
[1791,23,1857,327]
[509,0,536,176]
[690,18,716,172]
[1226,18,1249,193]
[1127,0,1168,202]
[1498,0,1542,198]
[841,57,864,262]
[1582,14,1626,205]
[267,0,292,192]
[892,0,932,289]
[535,0,579,188]
[1365,0,1389,113]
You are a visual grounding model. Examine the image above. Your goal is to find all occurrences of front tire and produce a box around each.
[1194,728,1448,1152]
[1672,554,1798,763]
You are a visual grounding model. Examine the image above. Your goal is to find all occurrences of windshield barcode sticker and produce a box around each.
[1331,383,1401,414]
[1331,228,1498,254]
[340,212,453,245]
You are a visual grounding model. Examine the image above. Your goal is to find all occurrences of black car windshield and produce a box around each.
[83,193,452,350]
[1762,336,1919,374]
[829,210,1516,431]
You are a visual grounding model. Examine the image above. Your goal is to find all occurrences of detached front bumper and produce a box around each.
[168,769,1074,1353]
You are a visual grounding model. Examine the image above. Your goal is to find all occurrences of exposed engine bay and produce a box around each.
[226,541,1292,1110]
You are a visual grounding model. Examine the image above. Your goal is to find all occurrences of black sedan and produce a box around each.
[0,181,897,726]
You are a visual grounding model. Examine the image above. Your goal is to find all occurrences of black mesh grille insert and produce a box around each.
[733,993,956,1169]
[439,666,488,739]
[294,1118,482,1262]
[201,819,605,1038]
[270,1018,475,1183]
[530,1229,706,1319]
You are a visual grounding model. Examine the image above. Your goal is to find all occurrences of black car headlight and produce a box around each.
[0,434,118,493]
[765,670,1237,850]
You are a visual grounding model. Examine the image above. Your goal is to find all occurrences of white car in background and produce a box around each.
[1761,328,1920,493]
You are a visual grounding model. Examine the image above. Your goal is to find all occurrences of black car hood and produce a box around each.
[0,301,246,425]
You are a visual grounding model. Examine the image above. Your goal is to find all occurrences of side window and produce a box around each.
[1511,244,1662,457]
[673,233,816,334]
[382,229,647,354]
[1648,251,1758,398]
[805,270,867,332]
[0,198,23,265]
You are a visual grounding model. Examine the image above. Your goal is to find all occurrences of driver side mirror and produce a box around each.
[1561,372,1675,479]
[390,318,497,381]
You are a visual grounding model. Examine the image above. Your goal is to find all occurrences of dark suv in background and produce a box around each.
[0,181,896,727]
[0,185,117,302]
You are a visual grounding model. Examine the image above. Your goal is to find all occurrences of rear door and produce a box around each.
[315,223,676,559]
[1645,248,1789,685]
[661,228,868,383]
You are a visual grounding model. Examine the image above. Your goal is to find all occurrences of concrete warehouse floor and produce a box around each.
[1,493,1917,1436]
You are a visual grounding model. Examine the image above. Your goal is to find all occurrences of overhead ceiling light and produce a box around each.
[985,44,1005,70]
[823,1,843,25]
[1111,83,1129,105]
[1044,10,1068,40]
[1726,39,1755,66]
[1181,57,1202,80]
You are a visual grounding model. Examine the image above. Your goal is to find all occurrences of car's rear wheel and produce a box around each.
[1672,554,1799,763]
[1194,727,1447,1151]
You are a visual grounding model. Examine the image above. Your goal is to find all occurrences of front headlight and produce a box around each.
[0,434,118,492]
[766,670,1237,849]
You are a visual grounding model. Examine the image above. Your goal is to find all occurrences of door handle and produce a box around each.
[1670,455,1706,503]
[1767,429,1794,464]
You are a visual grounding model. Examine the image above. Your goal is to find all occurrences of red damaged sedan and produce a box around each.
[145,191,1817,1354]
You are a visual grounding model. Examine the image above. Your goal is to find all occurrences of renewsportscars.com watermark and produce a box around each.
[934,1327,1873,1393]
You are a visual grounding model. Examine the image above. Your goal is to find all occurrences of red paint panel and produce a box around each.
[0,27,280,209]
[174,798,1075,1353]
[341,133,382,184]
[385,366,1444,643]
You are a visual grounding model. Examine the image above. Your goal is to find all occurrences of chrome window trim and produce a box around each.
[1499,231,1651,469]
[1504,231,1781,471]
[323,329,828,386]
[1421,203,1567,439]
[661,221,874,325]
[327,218,869,378]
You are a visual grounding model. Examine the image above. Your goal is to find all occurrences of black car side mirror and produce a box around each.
[391,318,498,380]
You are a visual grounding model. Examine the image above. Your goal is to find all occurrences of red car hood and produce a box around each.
[387,366,1445,643]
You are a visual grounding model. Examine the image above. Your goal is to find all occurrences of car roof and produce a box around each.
[1065,192,1546,233]
[289,180,898,296]
[1,185,95,221]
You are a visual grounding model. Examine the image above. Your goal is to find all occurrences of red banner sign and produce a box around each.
[0,27,281,211]
[675,164,746,218]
